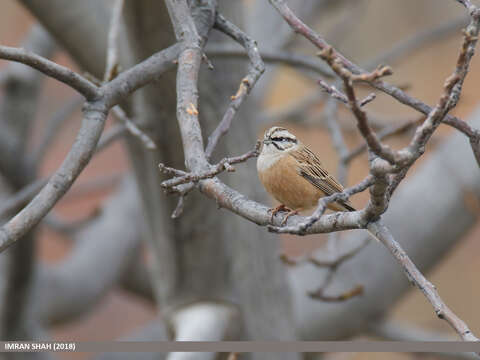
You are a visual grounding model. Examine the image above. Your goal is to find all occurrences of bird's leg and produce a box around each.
[280,209,299,226]
[268,204,290,223]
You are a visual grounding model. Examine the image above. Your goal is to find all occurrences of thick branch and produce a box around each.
[0,122,127,220]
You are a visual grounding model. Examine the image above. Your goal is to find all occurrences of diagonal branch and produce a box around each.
[0,122,127,220]
[0,101,108,252]
[368,221,479,341]
[205,13,265,159]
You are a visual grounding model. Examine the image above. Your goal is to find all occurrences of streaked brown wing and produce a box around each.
[289,146,344,196]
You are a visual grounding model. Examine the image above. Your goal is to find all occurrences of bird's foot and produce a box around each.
[268,205,299,225]
[268,204,291,223]
[280,209,299,226]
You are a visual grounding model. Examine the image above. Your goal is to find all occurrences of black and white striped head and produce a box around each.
[262,126,298,152]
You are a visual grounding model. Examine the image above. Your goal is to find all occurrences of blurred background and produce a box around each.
[0,0,479,359]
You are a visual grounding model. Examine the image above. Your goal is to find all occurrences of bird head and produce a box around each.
[262,126,298,153]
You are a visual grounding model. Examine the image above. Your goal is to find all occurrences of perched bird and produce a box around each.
[257,126,355,224]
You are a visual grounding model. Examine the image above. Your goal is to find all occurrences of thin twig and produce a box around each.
[268,0,480,162]
[160,142,260,191]
[318,79,376,108]
[318,47,397,164]
[343,116,424,164]
[205,13,265,159]
[368,221,479,341]
[112,106,156,150]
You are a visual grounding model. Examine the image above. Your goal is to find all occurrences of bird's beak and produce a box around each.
[263,139,272,145]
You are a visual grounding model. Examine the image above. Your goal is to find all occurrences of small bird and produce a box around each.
[257,126,355,224]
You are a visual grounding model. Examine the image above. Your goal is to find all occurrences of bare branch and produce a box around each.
[101,43,181,107]
[317,79,376,108]
[368,221,479,341]
[205,13,265,158]
[0,45,99,99]
[268,0,480,162]
[112,106,156,150]
[266,0,480,341]
[160,142,260,190]
[343,116,424,164]
[0,102,107,252]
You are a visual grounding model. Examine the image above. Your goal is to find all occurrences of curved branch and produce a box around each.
[0,46,99,99]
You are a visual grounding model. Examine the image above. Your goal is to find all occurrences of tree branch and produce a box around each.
[0,46,99,99]
[367,221,479,341]
[159,142,260,190]
[205,13,265,158]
